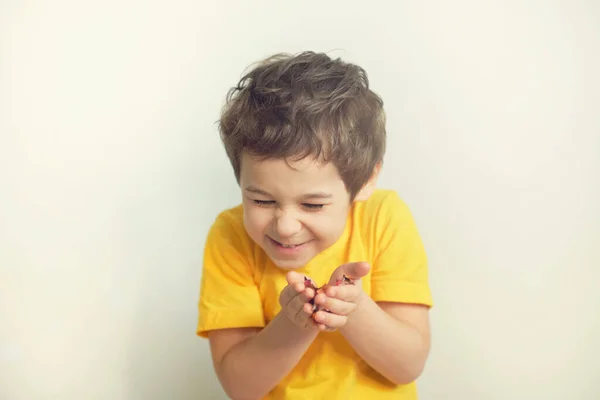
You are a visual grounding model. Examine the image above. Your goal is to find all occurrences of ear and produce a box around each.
[354,162,382,202]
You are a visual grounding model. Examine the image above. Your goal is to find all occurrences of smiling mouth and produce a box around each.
[270,237,310,248]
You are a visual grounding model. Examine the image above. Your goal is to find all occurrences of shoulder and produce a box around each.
[205,204,253,253]
[212,202,244,226]
[210,203,244,231]
[353,188,420,246]
[357,188,411,220]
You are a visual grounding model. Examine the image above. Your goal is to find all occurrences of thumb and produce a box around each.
[287,271,313,286]
[340,261,371,280]
[286,271,316,298]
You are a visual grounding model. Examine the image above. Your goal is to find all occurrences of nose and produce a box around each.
[274,210,302,239]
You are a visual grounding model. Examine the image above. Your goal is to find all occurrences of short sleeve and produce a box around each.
[196,210,265,338]
[370,191,433,307]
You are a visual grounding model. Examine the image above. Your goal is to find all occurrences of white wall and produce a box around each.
[1,1,599,399]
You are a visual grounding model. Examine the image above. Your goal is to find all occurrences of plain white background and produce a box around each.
[1,1,599,399]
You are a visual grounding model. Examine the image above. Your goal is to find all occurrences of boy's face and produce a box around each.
[239,152,353,270]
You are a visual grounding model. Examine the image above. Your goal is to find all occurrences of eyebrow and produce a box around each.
[244,186,333,200]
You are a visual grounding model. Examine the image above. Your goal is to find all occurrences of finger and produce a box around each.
[287,272,317,295]
[281,283,311,310]
[294,298,320,328]
[339,261,370,280]
[323,285,362,303]
[286,271,305,286]
[295,305,316,328]
[313,293,355,316]
[314,321,335,332]
[303,302,315,315]
[287,271,315,292]
[288,282,305,296]
[313,310,347,330]
[282,276,315,304]
[288,288,315,312]
[279,283,300,306]
[318,324,336,332]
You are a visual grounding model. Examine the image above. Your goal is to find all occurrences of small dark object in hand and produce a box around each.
[303,275,355,314]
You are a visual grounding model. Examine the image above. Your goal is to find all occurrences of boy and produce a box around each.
[197,51,433,399]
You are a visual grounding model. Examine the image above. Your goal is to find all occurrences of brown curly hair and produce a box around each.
[218,51,386,199]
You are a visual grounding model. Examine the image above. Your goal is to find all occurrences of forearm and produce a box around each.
[218,313,318,400]
[340,297,428,385]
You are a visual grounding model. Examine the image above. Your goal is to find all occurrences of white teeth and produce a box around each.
[271,237,302,248]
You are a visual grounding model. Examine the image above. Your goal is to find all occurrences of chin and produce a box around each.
[270,258,307,270]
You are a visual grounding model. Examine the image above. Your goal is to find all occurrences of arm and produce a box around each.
[209,313,318,400]
[208,274,320,400]
[313,261,431,385]
[339,191,432,384]
[340,298,431,385]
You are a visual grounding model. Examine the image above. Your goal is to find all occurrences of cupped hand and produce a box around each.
[279,271,319,330]
[312,262,371,331]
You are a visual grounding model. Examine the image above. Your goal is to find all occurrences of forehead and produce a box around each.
[240,152,338,176]
[239,152,347,194]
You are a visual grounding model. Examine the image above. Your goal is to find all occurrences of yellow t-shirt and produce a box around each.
[197,189,433,399]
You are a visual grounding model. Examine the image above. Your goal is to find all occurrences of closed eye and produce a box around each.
[252,199,326,211]
[253,200,275,207]
[303,203,325,211]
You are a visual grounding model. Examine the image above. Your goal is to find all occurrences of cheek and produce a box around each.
[307,212,347,240]
[243,206,271,235]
